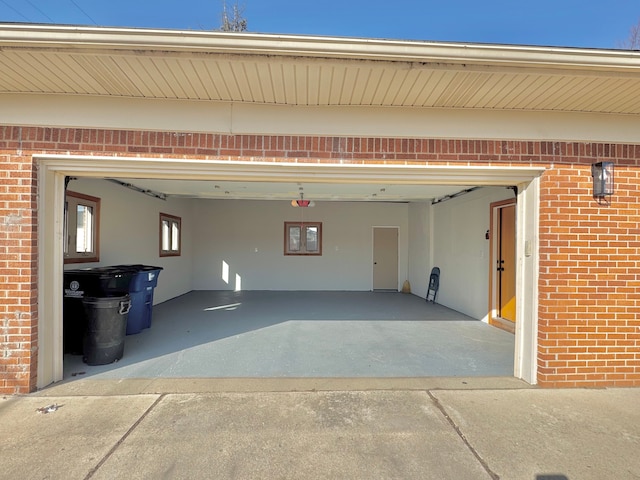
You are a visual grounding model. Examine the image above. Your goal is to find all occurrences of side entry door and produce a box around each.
[490,199,516,330]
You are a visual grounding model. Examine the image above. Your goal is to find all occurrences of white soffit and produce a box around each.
[2,24,640,115]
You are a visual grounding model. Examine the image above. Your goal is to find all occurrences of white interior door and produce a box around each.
[373,227,398,290]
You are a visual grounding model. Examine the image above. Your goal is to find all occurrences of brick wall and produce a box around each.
[538,145,640,387]
[0,143,38,394]
[0,126,638,393]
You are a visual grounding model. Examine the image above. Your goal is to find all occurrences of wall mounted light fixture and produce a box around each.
[591,161,614,198]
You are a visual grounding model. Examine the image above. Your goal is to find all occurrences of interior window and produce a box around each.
[64,191,100,264]
[160,213,181,257]
[285,222,322,255]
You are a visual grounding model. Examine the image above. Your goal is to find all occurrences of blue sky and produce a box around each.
[0,0,638,49]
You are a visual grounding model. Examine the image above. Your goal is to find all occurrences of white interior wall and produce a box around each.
[63,178,194,304]
[407,202,431,298]
[191,199,409,291]
[62,179,514,317]
[431,187,515,320]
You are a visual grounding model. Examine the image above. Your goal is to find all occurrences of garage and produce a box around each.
[8,24,639,394]
[38,155,540,386]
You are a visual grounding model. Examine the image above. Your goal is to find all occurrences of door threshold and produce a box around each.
[490,317,515,334]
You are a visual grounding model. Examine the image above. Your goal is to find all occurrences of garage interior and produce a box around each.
[56,164,528,383]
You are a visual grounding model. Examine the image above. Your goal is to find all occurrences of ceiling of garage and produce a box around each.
[106,178,478,202]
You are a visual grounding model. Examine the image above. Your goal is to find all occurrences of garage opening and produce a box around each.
[37,156,542,389]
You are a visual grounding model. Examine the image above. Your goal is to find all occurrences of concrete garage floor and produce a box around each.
[63,291,515,381]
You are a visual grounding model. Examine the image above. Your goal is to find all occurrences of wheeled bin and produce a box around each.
[82,295,131,365]
[112,265,163,335]
[63,266,137,354]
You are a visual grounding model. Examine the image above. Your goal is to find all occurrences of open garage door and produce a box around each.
[37,155,542,389]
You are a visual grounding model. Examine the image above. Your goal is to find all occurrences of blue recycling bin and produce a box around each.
[113,265,163,335]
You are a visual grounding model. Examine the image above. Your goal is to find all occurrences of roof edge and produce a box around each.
[1,23,640,71]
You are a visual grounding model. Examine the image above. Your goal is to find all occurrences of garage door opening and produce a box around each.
[37,155,542,389]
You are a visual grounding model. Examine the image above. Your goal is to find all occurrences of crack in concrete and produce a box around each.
[427,390,500,480]
[83,394,166,480]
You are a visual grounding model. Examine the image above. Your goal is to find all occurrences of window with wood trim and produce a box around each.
[160,213,181,257]
[284,222,322,256]
[64,191,100,264]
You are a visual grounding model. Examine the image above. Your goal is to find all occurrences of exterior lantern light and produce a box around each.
[591,161,614,198]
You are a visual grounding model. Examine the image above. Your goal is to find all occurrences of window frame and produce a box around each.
[159,212,182,257]
[284,221,322,256]
[64,190,101,264]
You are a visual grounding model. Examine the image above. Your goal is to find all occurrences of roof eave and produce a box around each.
[1,23,640,72]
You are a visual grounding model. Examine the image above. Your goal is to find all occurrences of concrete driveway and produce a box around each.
[2,378,639,479]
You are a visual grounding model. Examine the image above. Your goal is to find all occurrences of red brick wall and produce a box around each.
[538,145,640,387]
[0,126,638,393]
[0,144,38,394]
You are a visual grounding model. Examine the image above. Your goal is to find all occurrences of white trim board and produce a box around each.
[4,95,640,143]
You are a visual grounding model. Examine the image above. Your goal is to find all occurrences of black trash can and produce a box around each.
[82,295,131,365]
[63,267,136,355]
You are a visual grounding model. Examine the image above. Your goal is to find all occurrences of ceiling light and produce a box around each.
[291,193,315,207]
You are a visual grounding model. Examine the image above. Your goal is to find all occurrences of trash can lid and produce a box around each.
[65,266,138,275]
[111,264,164,272]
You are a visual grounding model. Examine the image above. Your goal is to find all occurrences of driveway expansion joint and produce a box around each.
[83,394,166,480]
[427,390,500,480]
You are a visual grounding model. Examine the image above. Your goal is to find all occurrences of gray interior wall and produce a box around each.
[63,178,195,304]
[191,199,409,291]
[431,187,516,320]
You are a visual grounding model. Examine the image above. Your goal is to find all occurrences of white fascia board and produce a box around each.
[1,23,640,73]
